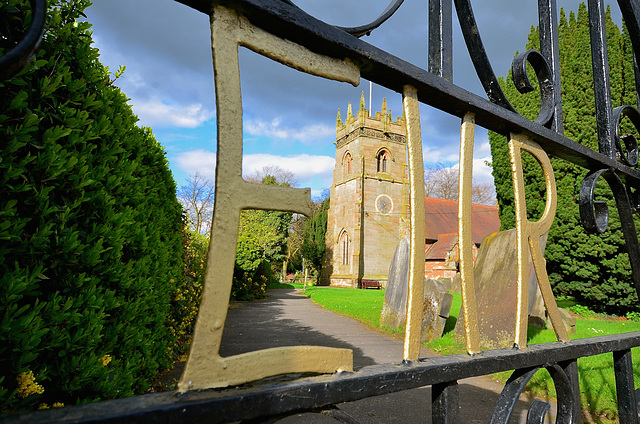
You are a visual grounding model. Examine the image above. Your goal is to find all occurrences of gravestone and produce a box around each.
[454,229,550,349]
[547,308,577,334]
[421,279,453,342]
[381,237,452,342]
[437,277,454,292]
[380,236,410,329]
[527,234,548,328]
[450,273,461,293]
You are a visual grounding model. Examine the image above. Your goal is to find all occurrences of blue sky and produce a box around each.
[84,0,622,199]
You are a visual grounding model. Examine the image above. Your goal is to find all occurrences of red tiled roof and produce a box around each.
[425,232,458,260]
[424,197,500,245]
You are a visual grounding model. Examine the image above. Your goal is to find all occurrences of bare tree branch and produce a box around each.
[178,172,215,234]
[245,165,298,187]
[424,164,496,205]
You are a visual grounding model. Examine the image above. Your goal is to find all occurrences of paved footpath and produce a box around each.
[219,289,559,423]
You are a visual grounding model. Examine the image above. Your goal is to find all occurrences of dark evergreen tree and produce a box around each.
[301,197,330,275]
[489,4,640,313]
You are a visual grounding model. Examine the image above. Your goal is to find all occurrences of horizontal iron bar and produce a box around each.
[176,0,640,186]
[5,332,640,424]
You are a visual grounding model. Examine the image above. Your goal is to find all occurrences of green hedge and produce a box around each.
[1,0,184,410]
[170,228,207,354]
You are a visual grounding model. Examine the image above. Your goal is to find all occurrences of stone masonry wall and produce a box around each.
[322,99,409,287]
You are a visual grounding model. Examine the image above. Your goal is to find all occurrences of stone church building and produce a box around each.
[321,96,500,288]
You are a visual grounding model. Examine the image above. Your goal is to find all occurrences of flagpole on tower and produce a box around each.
[369,80,373,116]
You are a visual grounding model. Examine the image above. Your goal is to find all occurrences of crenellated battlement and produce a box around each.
[335,93,406,148]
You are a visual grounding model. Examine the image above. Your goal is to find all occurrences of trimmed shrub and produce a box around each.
[1,0,183,410]
[169,228,207,356]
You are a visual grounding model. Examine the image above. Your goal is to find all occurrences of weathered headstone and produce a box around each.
[528,285,547,329]
[437,277,453,292]
[454,229,550,349]
[547,308,576,334]
[380,237,411,329]
[450,273,461,293]
[421,279,453,342]
[381,237,453,342]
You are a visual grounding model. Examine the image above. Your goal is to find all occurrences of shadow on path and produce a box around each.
[165,289,558,423]
[220,289,377,369]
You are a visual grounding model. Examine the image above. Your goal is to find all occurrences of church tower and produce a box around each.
[322,94,410,288]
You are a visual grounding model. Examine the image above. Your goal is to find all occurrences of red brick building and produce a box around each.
[423,197,500,279]
[322,97,500,287]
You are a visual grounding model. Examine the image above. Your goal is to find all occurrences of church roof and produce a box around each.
[424,232,458,260]
[424,197,500,245]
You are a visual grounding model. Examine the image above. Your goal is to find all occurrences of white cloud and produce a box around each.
[243,153,334,181]
[477,141,492,156]
[421,127,494,184]
[119,70,147,91]
[472,157,495,185]
[422,145,459,164]
[131,98,214,128]
[174,151,335,188]
[245,118,334,144]
[450,156,495,186]
[174,149,217,179]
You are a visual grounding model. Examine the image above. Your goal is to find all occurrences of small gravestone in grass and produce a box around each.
[421,279,453,342]
[380,237,452,341]
[380,237,410,329]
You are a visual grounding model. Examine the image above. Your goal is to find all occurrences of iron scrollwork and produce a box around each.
[452,0,516,111]
[0,0,46,81]
[490,364,575,424]
[336,0,405,38]
[511,49,555,127]
[290,0,405,38]
[452,0,562,131]
[612,105,640,167]
[579,168,640,296]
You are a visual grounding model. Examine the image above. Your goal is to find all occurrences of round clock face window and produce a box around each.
[376,195,393,214]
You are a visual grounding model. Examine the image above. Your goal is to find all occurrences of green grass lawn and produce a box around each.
[303,286,390,331]
[520,315,640,423]
[302,286,640,423]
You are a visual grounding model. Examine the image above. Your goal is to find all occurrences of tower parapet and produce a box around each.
[336,93,406,150]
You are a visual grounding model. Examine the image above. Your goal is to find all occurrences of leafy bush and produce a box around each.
[232,260,272,301]
[0,0,183,411]
[302,197,329,276]
[626,311,640,322]
[566,304,596,317]
[168,228,207,358]
[231,176,293,300]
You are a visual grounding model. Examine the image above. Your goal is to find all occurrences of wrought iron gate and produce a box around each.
[4,0,640,422]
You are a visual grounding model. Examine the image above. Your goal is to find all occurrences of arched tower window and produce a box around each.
[339,230,349,265]
[343,152,352,176]
[376,149,390,173]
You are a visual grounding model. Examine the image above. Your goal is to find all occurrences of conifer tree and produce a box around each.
[489,4,639,313]
[301,197,330,275]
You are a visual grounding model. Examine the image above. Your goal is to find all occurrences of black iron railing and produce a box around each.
[3,0,640,423]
